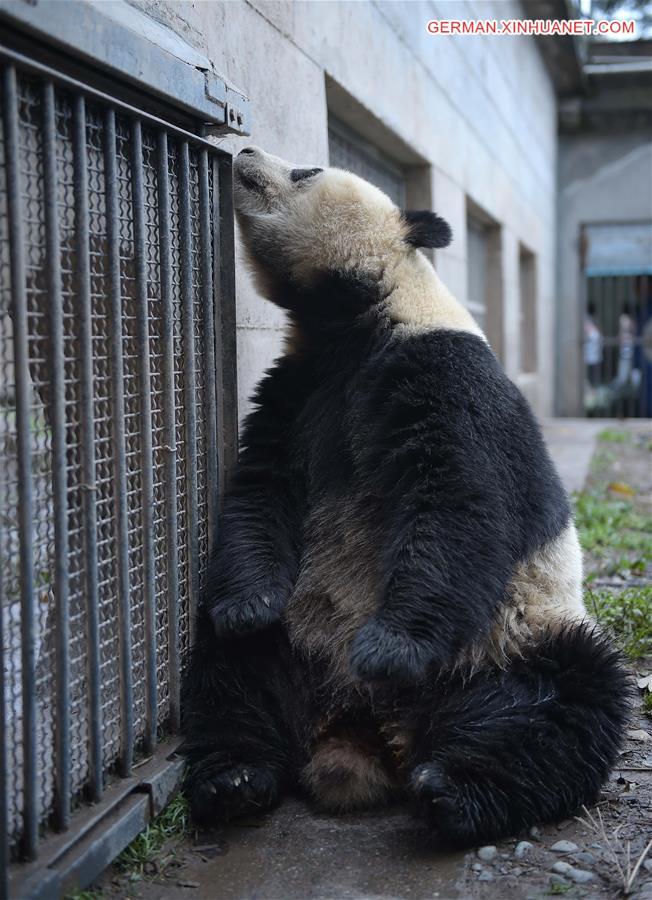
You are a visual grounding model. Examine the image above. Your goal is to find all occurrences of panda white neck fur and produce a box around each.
[380,251,485,340]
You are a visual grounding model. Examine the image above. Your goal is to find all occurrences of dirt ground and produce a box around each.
[93,421,652,900]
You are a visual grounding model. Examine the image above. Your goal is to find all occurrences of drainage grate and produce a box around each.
[0,44,236,882]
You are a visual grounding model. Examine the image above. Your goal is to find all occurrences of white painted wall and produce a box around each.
[132,0,559,417]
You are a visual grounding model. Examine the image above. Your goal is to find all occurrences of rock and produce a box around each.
[529,826,541,840]
[512,867,523,876]
[551,840,579,853]
[478,869,494,881]
[477,845,498,862]
[575,851,596,865]
[471,863,482,872]
[515,840,533,858]
[551,861,594,883]
[644,859,652,873]
[569,868,594,884]
[549,874,569,888]
[552,861,573,876]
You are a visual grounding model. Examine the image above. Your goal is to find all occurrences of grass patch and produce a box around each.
[573,491,651,562]
[64,892,103,900]
[116,793,189,879]
[598,428,632,444]
[643,692,652,717]
[587,587,652,659]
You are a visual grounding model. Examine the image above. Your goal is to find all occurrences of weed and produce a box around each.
[115,793,189,878]
[546,882,574,895]
[577,805,652,895]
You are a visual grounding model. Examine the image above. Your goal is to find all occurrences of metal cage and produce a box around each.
[0,43,237,897]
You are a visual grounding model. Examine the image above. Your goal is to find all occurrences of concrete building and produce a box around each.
[557,38,652,417]
[129,0,569,419]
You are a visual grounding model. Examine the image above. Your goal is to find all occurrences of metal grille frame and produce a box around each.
[0,43,237,898]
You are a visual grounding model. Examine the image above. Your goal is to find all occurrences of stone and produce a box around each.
[529,826,541,839]
[477,845,498,862]
[575,851,596,865]
[552,861,573,876]
[478,869,494,881]
[569,868,594,884]
[471,863,482,872]
[551,840,579,853]
[512,867,523,876]
[551,861,594,883]
[515,840,533,858]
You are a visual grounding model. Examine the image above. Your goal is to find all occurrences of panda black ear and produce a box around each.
[402,210,452,249]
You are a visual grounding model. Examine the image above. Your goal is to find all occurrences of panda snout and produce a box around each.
[239,146,257,156]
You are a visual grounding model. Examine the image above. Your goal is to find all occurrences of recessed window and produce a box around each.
[467,216,489,332]
[328,116,406,207]
[519,246,538,373]
[466,205,503,359]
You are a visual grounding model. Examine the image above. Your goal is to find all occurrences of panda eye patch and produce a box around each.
[290,167,323,183]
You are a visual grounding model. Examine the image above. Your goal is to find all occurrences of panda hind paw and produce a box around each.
[410,762,487,848]
[189,764,280,827]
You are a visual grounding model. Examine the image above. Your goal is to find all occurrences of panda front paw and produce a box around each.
[209,590,284,637]
[349,619,435,683]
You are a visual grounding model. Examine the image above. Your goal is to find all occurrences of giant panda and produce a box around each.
[181,146,628,847]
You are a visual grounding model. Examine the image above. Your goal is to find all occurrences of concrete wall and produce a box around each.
[132,0,558,418]
[557,132,652,415]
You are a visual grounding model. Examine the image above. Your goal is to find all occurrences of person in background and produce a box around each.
[584,300,604,387]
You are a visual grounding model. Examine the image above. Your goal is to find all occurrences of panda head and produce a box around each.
[234,146,452,319]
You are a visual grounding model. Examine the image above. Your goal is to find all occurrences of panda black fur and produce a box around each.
[182,147,628,846]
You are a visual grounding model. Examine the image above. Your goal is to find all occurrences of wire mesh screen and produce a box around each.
[0,53,229,863]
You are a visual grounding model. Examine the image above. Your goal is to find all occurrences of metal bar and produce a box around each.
[3,63,39,861]
[9,740,183,900]
[211,156,227,516]
[199,149,218,543]
[157,131,180,730]
[0,44,229,155]
[179,141,199,645]
[215,156,239,482]
[72,94,103,802]
[0,513,8,900]
[130,119,157,753]
[42,79,71,832]
[104,107,134,776]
